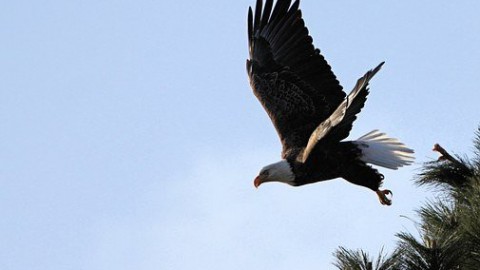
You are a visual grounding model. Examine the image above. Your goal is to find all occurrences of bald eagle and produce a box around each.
[246,0,414,205]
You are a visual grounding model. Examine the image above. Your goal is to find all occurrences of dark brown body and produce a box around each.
[289,142,384,191]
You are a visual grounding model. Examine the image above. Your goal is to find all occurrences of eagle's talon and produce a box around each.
[376,189,393,206]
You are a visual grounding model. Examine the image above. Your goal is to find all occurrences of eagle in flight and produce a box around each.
[246,0,414,205]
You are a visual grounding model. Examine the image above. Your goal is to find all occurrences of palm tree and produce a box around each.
[332,127,480,269]
[452,174,480,268]
[394,229,465,270]
[394,128,480,269]
[333,247,401,270]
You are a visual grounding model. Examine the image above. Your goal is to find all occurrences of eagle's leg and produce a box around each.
[376,189,393,205]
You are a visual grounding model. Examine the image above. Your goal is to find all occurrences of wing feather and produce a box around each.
[301,62,385,162]
[247,0,345,159]
[260,0,273,29]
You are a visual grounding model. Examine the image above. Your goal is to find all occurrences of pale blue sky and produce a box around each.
[1,0,480,269]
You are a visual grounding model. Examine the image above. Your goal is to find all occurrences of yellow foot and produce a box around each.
[376,189,393,206]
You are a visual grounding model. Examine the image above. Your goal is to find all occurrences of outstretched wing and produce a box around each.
[301,62,384,162]
[247,0,345,159]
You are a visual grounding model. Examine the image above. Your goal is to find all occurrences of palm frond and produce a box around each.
[333,247,401,270]
[455,176,480,267]
[416,150,473,191]
[472,127,480,166]
[418,200,458,235]
[395,226,466,270]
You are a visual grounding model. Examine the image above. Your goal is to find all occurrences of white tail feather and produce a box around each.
[355,130,414,170]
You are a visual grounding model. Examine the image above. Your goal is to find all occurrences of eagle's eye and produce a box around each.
[261,170,270,176]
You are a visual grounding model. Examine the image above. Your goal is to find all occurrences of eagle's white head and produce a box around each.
[254,160,295,188]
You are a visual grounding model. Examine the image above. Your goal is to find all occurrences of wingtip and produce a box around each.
[248,7,254,41]
[291,0,301,11]
[370,61,385,77]
[248,6,254,24]
[376,61,385,70]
